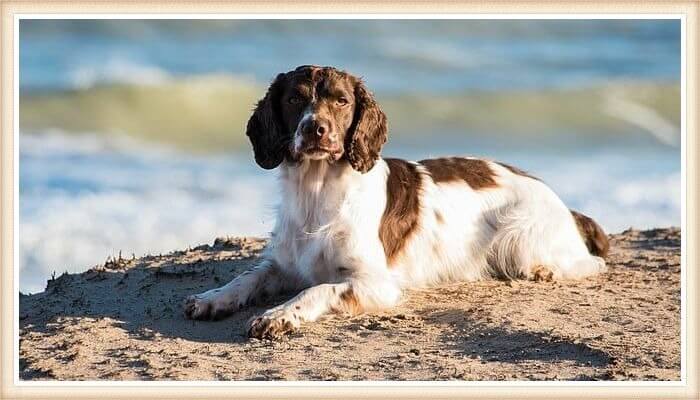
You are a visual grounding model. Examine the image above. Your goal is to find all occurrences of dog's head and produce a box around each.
[245,65,387,173]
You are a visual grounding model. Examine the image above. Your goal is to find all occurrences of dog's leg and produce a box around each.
[247,280,400,339]
[184,260,299,320]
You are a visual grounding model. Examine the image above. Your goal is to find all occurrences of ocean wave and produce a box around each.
[381,81,680,146]
[20,75,680,152]
[20,75,263,152]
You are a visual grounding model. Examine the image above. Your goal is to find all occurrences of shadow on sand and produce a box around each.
[424,308,612,368]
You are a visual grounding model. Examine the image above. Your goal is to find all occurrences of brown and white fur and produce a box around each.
[183,65,609,339]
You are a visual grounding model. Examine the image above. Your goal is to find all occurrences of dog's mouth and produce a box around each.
[299,145,343,161]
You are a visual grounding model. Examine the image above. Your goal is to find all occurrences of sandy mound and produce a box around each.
[19,228,681,381]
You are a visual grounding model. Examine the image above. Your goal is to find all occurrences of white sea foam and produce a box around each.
[18,132,681,294]
[544,165,681,234]
[603,89,680,147]
[70,58,171,89]
[19,132,276,293]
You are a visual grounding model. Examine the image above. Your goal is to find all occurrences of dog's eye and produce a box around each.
[336,97,349,106]
[288,96,301,105]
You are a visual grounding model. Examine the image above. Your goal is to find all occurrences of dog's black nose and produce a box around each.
[302,118,330,137]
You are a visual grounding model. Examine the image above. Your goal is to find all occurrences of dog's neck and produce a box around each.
[279,159,361,229]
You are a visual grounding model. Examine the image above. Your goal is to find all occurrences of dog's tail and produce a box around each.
[570,210,610,258]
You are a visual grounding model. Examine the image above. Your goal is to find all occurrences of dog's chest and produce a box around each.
[276,188,356,284]
[275,213,350,285]
[271,161,385,284]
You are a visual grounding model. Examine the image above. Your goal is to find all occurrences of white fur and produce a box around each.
[292,110,314,154]
[185,157,605,337]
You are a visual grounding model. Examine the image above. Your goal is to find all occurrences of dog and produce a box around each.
[184,65,609,339]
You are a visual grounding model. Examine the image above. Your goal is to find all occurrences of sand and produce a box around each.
[19,227,681,381]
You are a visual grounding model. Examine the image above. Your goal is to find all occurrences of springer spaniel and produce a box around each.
[184,65,609,339]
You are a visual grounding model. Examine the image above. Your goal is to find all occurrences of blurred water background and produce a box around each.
[19,19,681,293]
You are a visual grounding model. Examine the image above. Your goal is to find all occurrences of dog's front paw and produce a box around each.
[247,310,299,339]
[183,292,237,321]
[183,295,212,320]
[530,265,554,282]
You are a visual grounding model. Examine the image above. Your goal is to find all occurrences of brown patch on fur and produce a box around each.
[531,265,554,282]
[335,287,362,314]
[380,159,422,265]
[496,161,541,181]
[571,210,610,258]
[245,73,290,170]
[345,78,388,173]
[419,157,498,190]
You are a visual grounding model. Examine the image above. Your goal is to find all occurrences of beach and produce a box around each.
[19,227,681,381]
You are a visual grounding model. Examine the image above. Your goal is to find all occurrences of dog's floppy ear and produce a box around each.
[246,73,288,169]
[345,79,388,173]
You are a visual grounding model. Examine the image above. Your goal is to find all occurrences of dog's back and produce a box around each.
[380,157,607,287]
